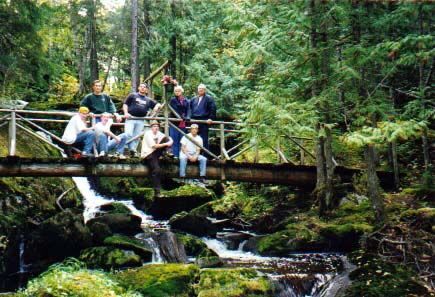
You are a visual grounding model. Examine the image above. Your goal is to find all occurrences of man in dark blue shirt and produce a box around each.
[189,84,216,152]
[123,83,161,157]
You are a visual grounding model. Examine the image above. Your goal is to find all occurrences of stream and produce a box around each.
[0,177,353,296]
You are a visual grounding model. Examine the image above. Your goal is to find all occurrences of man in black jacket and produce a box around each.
[189,84,216,152]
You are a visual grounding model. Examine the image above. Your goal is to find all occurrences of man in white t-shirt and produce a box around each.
[94,113,128,159]
[179,124,207,182]
[141,121,173,197]
[61,107,95,156]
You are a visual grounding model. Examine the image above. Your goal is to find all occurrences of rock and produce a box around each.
[153,231,187,263]
[216,232,253,250]
[26,209,93,264]
[79,246,142,269]
[242,235,265,253]
[88,222,112,244]
[169,211,217,237]
[176,233,209,256]
[149,185,215,219]
[98,202,131,215]
[195,248,223,268]
[103,234,153,261]
[87,213,142,236]
[195,268,273,296]
[114,263,199,296]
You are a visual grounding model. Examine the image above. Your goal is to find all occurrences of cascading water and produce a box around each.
[18,236,27,273]
[72,177,165,263]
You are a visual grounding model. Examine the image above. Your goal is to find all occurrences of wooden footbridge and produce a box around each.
[0,107,393,188]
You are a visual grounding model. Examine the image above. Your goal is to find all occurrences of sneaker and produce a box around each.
[129,150,138,158]
[98,151,106,157]
[82,152,94,157]
[154,189,162,198]
[199,178,208,185]
[115,153,127,160]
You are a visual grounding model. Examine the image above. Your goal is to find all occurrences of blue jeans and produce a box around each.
[179,154,207,177]
[98,133,128,154]
[74,130,95,154]
[125,119,147,152]
[169,125,187,158]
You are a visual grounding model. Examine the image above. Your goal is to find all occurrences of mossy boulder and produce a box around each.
[92,177,145,198]
[115,264,199,297]
[103,234,153,261]
[169,211,217,237]
[195,268,273,297]
[149,185,215,219]
[99,202,132,215]
[176,233,209,256]
[26,210,93,265]
[196,248,223,268]
[87,213,142,236]
[79,246,142,269]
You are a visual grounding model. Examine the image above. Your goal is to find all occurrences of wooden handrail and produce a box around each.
[144,60,170,82]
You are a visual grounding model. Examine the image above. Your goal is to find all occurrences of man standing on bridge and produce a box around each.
[80,80,122,123]
[123,82,161,157]
[62,107,95,157]
[189,84,216,153]
[141,121,173,198]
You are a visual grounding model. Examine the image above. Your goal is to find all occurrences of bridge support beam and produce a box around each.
[0,158,394,188]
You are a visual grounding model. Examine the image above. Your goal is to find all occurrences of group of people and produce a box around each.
[61,80,217,197]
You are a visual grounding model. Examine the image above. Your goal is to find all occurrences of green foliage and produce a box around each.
[20,258,140,297]
[79,247,142,270]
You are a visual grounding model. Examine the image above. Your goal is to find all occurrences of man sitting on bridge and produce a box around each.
[179,124,207,184]
[61,107,95,157]
[94,112,128,159]
[141,121,173,198]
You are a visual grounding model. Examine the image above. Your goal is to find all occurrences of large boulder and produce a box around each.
[149,185,215,219]
[103,234,153,261]
[79,246,142,269]
[153,231,187,263]
[169,211,217,237]
[87,213,142,236]
[26,210,93,265]
[115,264,199,297]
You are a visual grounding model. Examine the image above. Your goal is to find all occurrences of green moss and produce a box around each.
[79,247,142,269]
[345,252,431,297]
[115,263,199,297]
[163,184,215,199]
[101,202,131,215]
[103,235,152,259]
[195,268,273,297]
[19,259,139,297]
[96,177,145,197]
[176,233,209,256]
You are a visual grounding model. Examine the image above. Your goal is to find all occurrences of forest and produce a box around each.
[0,0,434,296]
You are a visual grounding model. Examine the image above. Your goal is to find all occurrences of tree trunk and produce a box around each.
[131,0,139,91]
[422,127,430,170]
[314,124,327,215]
[390,140,400,190]
[365,144,385,224]
[170,0,177,78]
[143,0,151,79]
[324,125,336,209]
[69,0,86,94]
[102,55,113,92]
[87,0,98,82]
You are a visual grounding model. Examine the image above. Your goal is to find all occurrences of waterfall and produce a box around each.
[18,236,27,273]
[72,177,164,263]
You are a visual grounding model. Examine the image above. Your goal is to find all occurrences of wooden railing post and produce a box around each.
[220,123,225,160]
[8,110,16,156]
[163,86,169,137]
[299,139,305,165]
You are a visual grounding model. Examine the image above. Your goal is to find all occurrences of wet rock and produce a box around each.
[88,222,112,244]
[242,235,265,253]
[195,248,223,268]
[216,232,253,250]
[153,231,187,263]
[98,202,131,215]
[87,213,142,236]
[176,233,209,257]
[103,234,152,261]
[149,185,215,219]
[79,246,142,269]
[169,211,217,237]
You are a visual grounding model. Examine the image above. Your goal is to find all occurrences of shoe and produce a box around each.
[129,150,138,158]
[115,153,127,160]
[199,178,208,185]
[98,151,106,157]
[82,152,94,157]
[154,189,162,198]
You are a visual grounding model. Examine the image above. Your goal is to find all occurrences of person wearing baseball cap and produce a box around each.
[141,120,173,197]
[179,123,207,184]
[61,106,95,157]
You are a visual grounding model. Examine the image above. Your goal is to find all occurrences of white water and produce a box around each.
[18,236,27,273]
[72,177,165,262]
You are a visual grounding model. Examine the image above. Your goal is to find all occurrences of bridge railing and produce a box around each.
[0,108,314,163]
